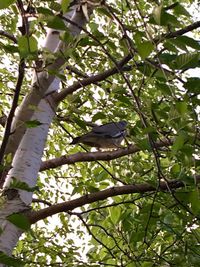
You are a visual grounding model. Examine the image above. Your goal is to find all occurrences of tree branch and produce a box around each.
[54,54,132,103]
[0,30,17,43]
[54,19,200,104]
[74,213,116,258]
[40,138,173,171]
[29,176,200,224]
[0,59,25,167]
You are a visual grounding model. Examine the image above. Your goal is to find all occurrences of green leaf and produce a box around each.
[141,262,153,267]
[37,7,54,15]
[116,95,132,106]
[95,170,109,181]
[96,7,113,18]
[171,131,187,154]
[152,5,162,25]
[137,41,154,59]
[175,101,187,115]
[135,138,151,151]
[46,16,66,31]
[156,82,172,95]
[92,112,106,121]
[160,11,181,26]
[159,52,177,62]
[18,36,38,58]
[168,38,188,52]
[163,41,178,53]
[142,126,157,135]
[175,191,189,205]
[184,78,200,93]
[164,211,177,224]
[175,53,200,69]
[49,2,61,12]
[7,213,31,231]
[152,7,181,26]
[189,190,200,215]
[78,36,92,46]
[168,36,200,52]
[170,163,181,178]
[173,3,191,17]
[109,206,121,224]
[127,262,136,267]
[138,62,172,78]
[179,174,195,185]
[60,29,73,44]
[25,120,42,128]
[0,0,15,9]
[1,44,18,54]
[47,69,66,81]
[87,185,99,193]
[174,36,200,50]
[61,0,70,13]
[0,251,25,266]
[73,117,87,130]
[9,178,38,192]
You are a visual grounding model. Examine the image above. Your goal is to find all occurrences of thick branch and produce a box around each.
[40,138,173,171]
[29,176,200,224]
[54,54,132,103]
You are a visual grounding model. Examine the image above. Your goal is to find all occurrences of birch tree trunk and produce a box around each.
[0,0,93,261]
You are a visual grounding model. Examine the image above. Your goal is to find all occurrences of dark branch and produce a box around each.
[55,17,200,104]
[54,54,132,103]
[0,59,25,167]
[29,176,200,224]
[40,139,173,171]
[32,198,52,206]
[0,30,17,43]
[74,213,116,258]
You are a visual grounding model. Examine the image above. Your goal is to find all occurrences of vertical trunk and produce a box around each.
[0,0,93,261]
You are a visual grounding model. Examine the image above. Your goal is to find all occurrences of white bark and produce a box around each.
[0,0,93,260]
[0,198,26,256]
[5,1,91,156]
[3,98,55,205]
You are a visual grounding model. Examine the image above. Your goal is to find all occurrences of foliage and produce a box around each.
[0,0,200,266]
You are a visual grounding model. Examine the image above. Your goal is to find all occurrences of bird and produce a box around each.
[70,121,127,149]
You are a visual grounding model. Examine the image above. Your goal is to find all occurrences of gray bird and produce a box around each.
[70,121,127,149]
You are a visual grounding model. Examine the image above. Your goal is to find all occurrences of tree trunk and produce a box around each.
[0,1,92,261]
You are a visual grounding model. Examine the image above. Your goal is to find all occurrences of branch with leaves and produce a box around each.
[29,176,200,224]
[40,138,173,171]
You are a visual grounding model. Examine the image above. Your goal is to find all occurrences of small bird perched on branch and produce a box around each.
[70,121,127,149]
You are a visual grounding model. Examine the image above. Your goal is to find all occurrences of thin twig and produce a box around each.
[0,30,17,43]
[71,212,116,258]
[165,20,200,39]
[55,54,132,102]
[0,59,25,166]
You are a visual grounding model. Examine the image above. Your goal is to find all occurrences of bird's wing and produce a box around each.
[92,121,127,136]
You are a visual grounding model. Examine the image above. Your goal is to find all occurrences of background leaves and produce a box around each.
[0,0,199,266]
